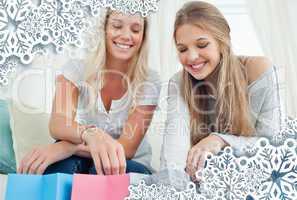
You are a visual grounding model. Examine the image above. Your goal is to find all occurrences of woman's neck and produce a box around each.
[105,55,130,74]
[104,56,131,83]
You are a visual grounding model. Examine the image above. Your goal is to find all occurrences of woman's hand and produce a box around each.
[18,141,77,175]
[186,134,227,181]
[82,128,126,175]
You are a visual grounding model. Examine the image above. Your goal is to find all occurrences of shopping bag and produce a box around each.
[5,173,72,200]
[42,173,73,200]
[71,174,130,200]
[5,174,42,200]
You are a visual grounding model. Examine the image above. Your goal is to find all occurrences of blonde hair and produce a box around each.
[174,1,254,145]
[82,9,149,113]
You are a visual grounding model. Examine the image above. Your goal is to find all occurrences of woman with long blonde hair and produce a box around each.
[18,9,161,175]
[161,1,282,180]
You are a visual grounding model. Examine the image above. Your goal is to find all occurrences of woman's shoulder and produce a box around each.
[169,70,183,84]
[56,59,87,89]
[239,56,273,85]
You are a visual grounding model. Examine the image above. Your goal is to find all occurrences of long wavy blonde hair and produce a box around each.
[174,1,254,146]
[81,9,149,113]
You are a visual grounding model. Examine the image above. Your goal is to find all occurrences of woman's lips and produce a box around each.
[188,62,207,71]
[113,41,133,50]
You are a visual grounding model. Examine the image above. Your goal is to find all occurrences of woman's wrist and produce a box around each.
[209,134,227,149]
[81,127,105,144]
[79,124,97,143]
[58,140,78,155]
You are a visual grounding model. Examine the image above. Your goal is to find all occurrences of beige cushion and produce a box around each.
[9,59,57,167]
[0,174,7,200]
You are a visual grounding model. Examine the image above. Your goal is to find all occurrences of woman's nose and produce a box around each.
[120,28,132,42]
[188,49,199,63]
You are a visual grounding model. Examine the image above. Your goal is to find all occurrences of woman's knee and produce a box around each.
[125,160,151,174]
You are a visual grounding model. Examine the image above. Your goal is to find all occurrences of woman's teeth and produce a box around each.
[191,62,205,69]
[115,43,131,49]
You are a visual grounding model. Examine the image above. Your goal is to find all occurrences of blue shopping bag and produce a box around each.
[5,174,42,199]
[5,173,73,200]
[42,173,73,200]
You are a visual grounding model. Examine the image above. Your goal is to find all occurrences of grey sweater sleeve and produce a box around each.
[160,72,191,170]
[211,66,283,156]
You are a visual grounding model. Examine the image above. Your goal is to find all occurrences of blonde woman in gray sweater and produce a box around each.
[161,1,282,181]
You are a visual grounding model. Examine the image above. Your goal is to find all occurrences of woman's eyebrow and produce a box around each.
[176,43,185,47]
[196,36,208,41]
[109,18,122,23]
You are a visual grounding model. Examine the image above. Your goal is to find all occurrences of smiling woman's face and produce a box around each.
[105,12,145,63]
[175,24,221,81]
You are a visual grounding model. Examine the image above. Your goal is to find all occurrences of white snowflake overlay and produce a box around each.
[127,118,297,200]
[0,0,159,86]
[126,180,206,200]
[0,58,16,85]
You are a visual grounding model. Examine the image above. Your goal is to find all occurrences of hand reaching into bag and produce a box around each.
[81,127,126,175]
[186,134,227,181]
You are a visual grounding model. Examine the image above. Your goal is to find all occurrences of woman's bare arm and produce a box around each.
[118,105,157,159]
[49,75,86,144]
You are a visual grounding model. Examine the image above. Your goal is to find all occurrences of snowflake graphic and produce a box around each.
[0,0,159,86]
[0,57,16,85]
[198,148,263,200]
[38,0,88,53]
[252,139,297,200]
[0,0,33,64]
[127,121,297,200]
[125,180,206,200]
[79,0,159,17]
[279,118,297,141]
[197,139,297,200]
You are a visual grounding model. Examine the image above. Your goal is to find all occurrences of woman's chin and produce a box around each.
[186,70,205,80]
[111,54,134,63]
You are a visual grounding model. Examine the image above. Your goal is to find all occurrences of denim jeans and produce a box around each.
[44,155,151,175]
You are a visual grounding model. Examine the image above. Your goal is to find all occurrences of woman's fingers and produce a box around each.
[28,156,45,174]
[186,147,195,171]
[18,150,34,173]
[86,131,127,175]
[90,150,103,175]
[187,148,200,174]
[108,147,120,175]
[197,151,206,171]
[186,147,208,182]
[99,150,112,175]
[194,151,207,182]
[20,149,39,174]
[36,161,48,175]
[190,150,201,179]
[191,149,201,170]
[117,145,126,174]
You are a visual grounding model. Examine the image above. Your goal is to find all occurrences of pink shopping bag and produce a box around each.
[71,174,130,200]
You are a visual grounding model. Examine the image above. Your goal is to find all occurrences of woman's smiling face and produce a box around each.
[175,24,221,81]
[105,12,145,63]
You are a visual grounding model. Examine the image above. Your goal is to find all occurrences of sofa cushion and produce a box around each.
[9,66,55,167]
[0,100,16,174]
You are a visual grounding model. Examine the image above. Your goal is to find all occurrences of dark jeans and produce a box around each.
[44,155,151,175]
